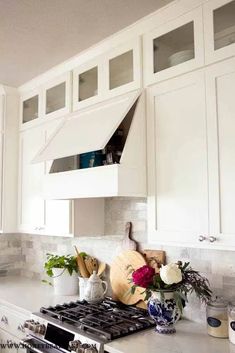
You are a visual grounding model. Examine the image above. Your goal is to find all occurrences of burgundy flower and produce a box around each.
[132,265,155,288]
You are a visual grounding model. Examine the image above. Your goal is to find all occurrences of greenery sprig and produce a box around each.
[43,253,78,280]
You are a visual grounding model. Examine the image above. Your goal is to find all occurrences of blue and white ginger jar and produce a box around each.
[147,291,181,334]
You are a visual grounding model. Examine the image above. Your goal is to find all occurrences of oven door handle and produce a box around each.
[20,338,64,353]
[20,339,45,353]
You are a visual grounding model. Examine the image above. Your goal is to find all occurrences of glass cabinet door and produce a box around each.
[78,66,98,102]
[22,95,39,124]
[72,38,141,110]
[43,73,71,117]
[204,0,235,63]
[213,0,235,51]
[46,82,66,114]
[106,38,141,98]
[109,50,134,90]
[73,61,101,111]
[153,22,195,73]
[144,8,204,84]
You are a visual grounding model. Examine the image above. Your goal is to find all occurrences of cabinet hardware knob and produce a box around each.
[209,236,217,243]
[198,235,206,242]
[1,315,8,324]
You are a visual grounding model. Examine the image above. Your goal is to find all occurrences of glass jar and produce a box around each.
[206,297,228,338]
[228,302,235,344]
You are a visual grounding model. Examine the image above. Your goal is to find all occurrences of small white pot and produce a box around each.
[53,268,78,296]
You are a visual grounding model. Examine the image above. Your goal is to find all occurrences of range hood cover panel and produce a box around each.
[33,90,140,163]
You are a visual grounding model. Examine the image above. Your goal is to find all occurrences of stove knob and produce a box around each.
[35,324,46,335]
[84,344,98,353]
[69,340,82,351]
[24,320,35,330]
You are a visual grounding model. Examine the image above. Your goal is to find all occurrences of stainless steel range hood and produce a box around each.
[32,89,146,199]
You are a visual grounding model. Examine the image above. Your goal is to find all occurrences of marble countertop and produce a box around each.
[104,320,235,353]
[0,276,80,315]
[0,276,234,353]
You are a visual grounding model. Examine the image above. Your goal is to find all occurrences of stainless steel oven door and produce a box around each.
[21,338,103,353]
[20,337,66,353]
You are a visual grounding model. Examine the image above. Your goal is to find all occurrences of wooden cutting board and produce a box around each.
[110,250,146,305]
[121,222,137,251]
[142,250,166,273]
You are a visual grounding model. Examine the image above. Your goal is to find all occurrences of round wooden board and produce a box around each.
[110,250,146,305]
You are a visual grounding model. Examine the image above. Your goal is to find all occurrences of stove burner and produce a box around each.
[40,298,154,341]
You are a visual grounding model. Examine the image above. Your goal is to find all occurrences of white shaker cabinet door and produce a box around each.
[0,329,20,353]
[18,126,45,233]
[18,119,73,236]
[206,57,235,249]
[148,70,209,246]
[44,120,73,236]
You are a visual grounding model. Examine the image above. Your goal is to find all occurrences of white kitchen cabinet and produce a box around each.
[18,120,74,235]
[147,70,209,246]
[18,124,45,233]
[0,86,19,233]
[43,72,71,119]
[204,0,235,64]
[18,119,104,236]
[73,57,104,111]
[0,304,28,353]
[143,7,204,85]
[73,38,142,110]
[20,87,41,128]
[20,73,71,129]
[0,329,19,353]
[33,90,146,199]
[148,59,235,250]
[104,38,142,99]
[206,57,235,248]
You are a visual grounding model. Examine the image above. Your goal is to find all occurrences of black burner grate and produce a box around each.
[40,298,154,340]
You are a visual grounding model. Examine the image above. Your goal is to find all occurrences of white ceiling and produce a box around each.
[0,0,172,87]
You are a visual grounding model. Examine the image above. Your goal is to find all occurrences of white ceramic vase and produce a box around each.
[53,268,78,296]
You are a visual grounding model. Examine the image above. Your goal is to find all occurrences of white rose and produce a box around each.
[160,263,182,285]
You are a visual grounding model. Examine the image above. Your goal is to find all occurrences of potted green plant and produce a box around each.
[44,253,78,296]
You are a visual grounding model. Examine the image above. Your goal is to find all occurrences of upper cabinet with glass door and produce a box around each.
[21,89,41,128]
[73,58,102,110]
[72,38,142,110]
[105,38,142,99]
[43,72,71,119]
[204,0,235,64]
[143,7,204,85]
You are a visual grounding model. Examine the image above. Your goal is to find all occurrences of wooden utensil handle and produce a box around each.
[125,222,132,238]
[74,246,89,278]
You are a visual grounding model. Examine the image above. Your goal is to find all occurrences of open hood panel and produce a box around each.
[33,90,140,163]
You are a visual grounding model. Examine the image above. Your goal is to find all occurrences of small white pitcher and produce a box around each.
[84,271,108,303]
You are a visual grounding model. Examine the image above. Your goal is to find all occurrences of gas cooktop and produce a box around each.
[39,298,154,341]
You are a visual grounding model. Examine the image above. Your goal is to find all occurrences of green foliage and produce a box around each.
[44,253,78,278]
[79,252,87,259]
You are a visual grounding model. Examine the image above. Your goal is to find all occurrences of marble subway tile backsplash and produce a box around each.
[0,234,24,276]
[1,197,235,322]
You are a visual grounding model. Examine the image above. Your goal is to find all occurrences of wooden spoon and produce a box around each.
[84,256,99,275]
[74,246,89,278]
